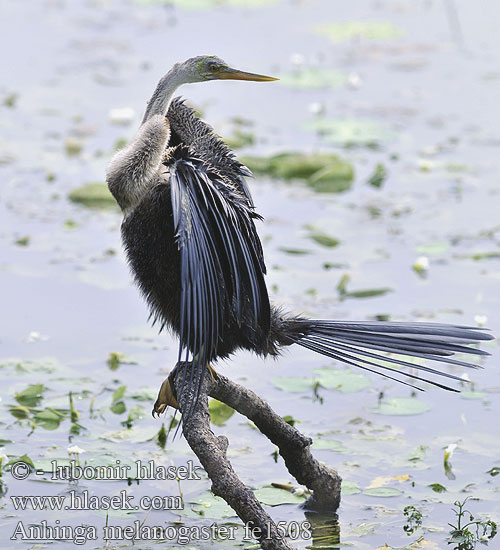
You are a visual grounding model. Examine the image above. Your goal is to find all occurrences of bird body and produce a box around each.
[106,56,492,419]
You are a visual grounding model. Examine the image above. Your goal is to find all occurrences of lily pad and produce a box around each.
[364,487,403,497]
[305,118,392,148]
[342,480,362,495]
[253,486,306,506]
[186,492,236,519]
[316,21,404,43]
[415,242,450,255]
[370,398,431,416]
[312,439,349,453]
[313,367,371,393]
[68,183,117,209]
[241,152,354,193]
[461,391,487,400]
[307,165,354,193]
[270,376,314,393]
[208,399,235,426]
[279,67,348,90]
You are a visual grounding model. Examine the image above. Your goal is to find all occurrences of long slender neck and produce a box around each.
[141,65,189,125]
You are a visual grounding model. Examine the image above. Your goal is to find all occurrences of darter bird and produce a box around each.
[106,56,493,422]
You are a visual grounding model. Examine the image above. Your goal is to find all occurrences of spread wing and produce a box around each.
[167,97,255,206]
[169,145,270,420]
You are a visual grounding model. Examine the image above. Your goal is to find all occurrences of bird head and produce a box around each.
[178,55,278,84]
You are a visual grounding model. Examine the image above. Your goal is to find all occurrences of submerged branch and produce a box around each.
[173,368,341,550]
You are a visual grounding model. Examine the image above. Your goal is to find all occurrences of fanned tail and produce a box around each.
[283,319,493,391]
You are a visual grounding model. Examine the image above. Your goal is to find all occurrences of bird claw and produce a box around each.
[152,373,178,417]
[151,363,218,417]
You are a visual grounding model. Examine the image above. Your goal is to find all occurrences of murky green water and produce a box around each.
[1,0,499,548]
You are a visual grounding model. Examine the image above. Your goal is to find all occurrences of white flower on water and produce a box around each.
[290,53,305,67]
[474,314,488,327]
[308,102,325,116]
[347,72,361,89]
[67,445,85,455]
[444,443,457,464]
[413,256,429,275]
[26,331,48,343]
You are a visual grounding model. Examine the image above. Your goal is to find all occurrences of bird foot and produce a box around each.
[206,363,219,383]
[152,371,178,417]
[152,363,219,417]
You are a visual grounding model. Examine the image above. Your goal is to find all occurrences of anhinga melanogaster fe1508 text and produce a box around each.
[106,56,492,422]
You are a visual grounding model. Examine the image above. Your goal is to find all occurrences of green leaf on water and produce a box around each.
[306,164,354,193]
[316,21,404,43]
[0,356,66,375]
[254,486,307,506]
[367,163,387,188]
[342,480,362,495]
[6,454,35,470]
[112,385,126,403]
[278,247,312,255]
[461,391,487,400]
[308,231,340,248]
[33,408,66,430]
[15,384,46,407]
[337,273,392,300]
[407,445,428,463]
[344,288,393,299]
[364,487,403,497]
[279,67,347,90]
[68,183,117,209]
[337,273,351,296]
[305,118,392,148]
[371,398,431,416]
[107,352,137,371]
[110,401,126,415]
[8,405,31,419]
[312,439,348,453]
[415,242,449,255]
[110,385,127,415]
[313,367,371,393]
[187,492,236,519]
[270,376,314,393]
[241,152,354,193]
[208,399,235,427]
[459,252,500,261]
[15,235,30,246]
[428,483,447,493]
[486,467,500,477]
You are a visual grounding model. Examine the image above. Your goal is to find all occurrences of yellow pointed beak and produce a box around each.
[218,67,278,82]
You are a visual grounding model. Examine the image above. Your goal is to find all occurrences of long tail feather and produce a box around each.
[285,319,493,391]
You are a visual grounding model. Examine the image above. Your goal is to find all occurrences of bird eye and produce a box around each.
[208,63,219,72]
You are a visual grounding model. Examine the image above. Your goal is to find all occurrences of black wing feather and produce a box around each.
[169,146,270,420]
